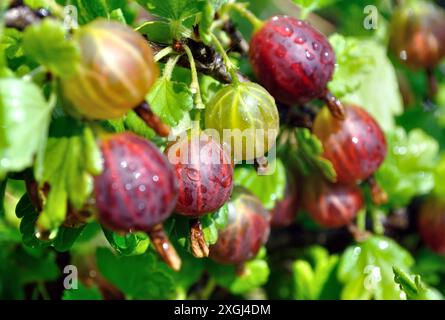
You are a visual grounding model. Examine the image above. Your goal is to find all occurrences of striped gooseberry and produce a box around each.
[94,132,180,270]
[301,177,364,228]
[205,81,279,162]
[390,1,445,69]
[62,20,158,120]
[209,187,271,265]
[164,131,233,217]
[313,105,387,185]
[249,16,344,118]
[418,197,445,255]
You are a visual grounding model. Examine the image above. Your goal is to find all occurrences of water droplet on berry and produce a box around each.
[312,42,320,51]
[274,44,287,58]
[305,50,314,60]
[125,183,132,191]
[294,36,306,44]
[139,184,146,192]
[321,50,331,64]
[352,137,359,144]
[120,160,128,168]
[152,175,159,182]
[137,201,146,211]
[273,26,292,37]
[186,168,200,181]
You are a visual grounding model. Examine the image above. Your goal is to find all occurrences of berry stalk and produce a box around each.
[189,219,209,258]
[148,224,182,271]
[183,44,205,109]
[134,102,171,137]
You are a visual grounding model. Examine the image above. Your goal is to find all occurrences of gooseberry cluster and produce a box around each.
[19,0,441,274]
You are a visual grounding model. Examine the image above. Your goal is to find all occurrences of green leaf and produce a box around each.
[412,249,445,287]
[292,0,339,18]
[135,21,173,44]
[208,247,270,295]
[37,117,102,230]
[329,36,403,131]
[433,154,445,196]
[15,193,85,251]
[10,246,60,285]
[123,110,155,141]
[23,19,80,78]
[110,8,127,23]
[338,236,414,300]
[70,0,110,24]
[393,266,442,300]
[147,78,193,127]
[96,247,177,299]
[0,78,53,179]
[138,0,205,20]
[102,228,150,256]
[209,0,229,10]
[375,127,439,208]
[63,282,103,300]
[0,244,59,299]
[155,246,205,294]
[0,219,21,243]
[199,1,214,45]
[234,159,286,209]
[23,0,48,8]
[290,128,336,182]
[52,225,86,252]
[15,193,48,248]
[1,28,24,60]
[292,246,340,300]
[200,215,218,246]
[328,34,375,99]
[106,0,127,10]
[199,203,229,245]
[293,260,315,299]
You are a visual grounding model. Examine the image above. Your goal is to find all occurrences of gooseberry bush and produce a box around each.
[1,0,445,300]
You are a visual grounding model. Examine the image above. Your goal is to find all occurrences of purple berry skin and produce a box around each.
[249,16,335,106]
[94,132,178,232]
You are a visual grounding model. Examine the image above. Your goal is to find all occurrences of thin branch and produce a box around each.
[148,39,234,84]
